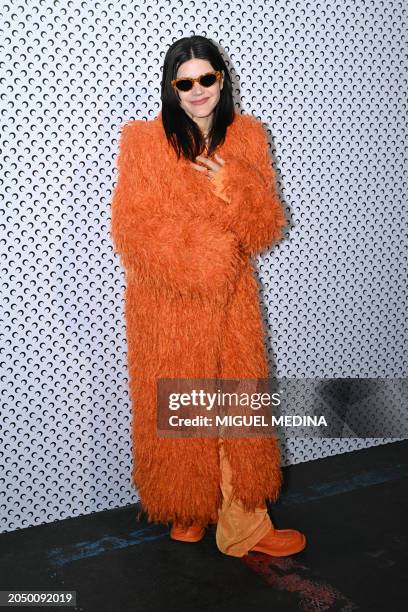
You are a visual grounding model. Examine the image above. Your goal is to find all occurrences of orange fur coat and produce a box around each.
[110,110,287,528]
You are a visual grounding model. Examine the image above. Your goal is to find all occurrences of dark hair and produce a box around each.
[160,35,235,161]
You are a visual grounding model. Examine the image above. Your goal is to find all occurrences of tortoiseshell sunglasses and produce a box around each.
[171,70,223,92]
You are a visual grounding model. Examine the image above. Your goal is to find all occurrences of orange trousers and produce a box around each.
[215,438,273,557]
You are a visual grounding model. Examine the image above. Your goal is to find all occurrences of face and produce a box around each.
[174,59,224,125]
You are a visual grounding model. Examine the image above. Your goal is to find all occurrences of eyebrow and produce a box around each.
[177,71,211,78]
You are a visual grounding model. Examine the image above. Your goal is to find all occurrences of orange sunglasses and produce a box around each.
[171,70,223,92]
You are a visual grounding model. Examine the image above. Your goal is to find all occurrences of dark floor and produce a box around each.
[1,440,407,612]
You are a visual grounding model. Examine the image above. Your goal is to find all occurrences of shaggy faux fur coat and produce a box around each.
[110,109,287,528]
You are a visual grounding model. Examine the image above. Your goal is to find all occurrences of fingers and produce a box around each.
[195,155,219,172]
[190,154,225,173]
[190,161,208,173]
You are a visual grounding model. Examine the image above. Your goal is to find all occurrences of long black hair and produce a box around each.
[161,35,235,161]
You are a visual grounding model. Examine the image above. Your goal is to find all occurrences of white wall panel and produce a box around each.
[0,0,406,533]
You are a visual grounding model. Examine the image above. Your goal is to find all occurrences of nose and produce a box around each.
[191,81,205,95]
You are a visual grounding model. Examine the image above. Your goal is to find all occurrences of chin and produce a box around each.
[187,104,215,116]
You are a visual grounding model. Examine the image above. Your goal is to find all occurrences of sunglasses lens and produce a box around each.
[174,72,219,91]
[200,74,217,87]
[176,79,193,92]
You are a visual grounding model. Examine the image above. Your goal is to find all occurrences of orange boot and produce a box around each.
[249,525,306,556]
[170,522,206,542]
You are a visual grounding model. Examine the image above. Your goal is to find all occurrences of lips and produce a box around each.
[191,98,209,105]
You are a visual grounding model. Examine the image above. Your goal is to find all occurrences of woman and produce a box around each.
[111,35,306,558]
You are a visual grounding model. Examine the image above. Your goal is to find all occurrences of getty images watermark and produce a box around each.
[156,377,408,438]
[157,378,324,438]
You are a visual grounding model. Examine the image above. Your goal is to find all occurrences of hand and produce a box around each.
[190,153,225,180]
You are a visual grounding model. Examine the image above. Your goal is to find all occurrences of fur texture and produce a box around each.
[110,110,287,528]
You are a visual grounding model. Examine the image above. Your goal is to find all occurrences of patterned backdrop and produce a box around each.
[1,1,407,533]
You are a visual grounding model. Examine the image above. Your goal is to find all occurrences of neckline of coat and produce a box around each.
[138,111,247,221]
[152,109,244,152]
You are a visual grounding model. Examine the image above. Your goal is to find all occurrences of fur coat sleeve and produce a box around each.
[110,121,245,302]
[210,115,286,257]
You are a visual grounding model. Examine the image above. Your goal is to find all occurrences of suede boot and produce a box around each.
[170,522,206,542]
[250,525,306,556]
